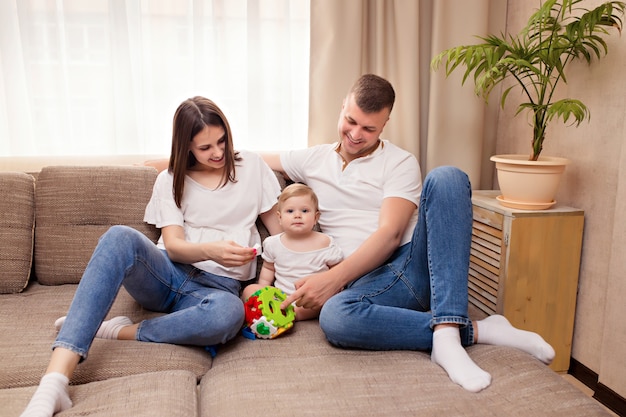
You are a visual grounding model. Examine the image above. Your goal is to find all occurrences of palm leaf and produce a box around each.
[430,0,624,160]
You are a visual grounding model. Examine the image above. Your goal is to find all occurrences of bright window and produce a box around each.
[0,0,310,157]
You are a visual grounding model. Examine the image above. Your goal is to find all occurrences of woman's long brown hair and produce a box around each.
[168,97,240,208]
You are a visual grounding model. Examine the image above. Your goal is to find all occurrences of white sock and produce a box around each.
[476,315,555,364]
[20,372,72,417]
[431,327,492,393]
[55,316,133,340]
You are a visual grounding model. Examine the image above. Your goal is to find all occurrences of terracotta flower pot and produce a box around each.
[490,154,569,210]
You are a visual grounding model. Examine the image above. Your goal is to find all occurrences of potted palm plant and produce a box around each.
[431,0,625,209]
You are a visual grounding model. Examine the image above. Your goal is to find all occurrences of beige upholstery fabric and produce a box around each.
[34,166,159,285]
[3,370,198,417]
[199,321,611,417]
[0,283,212,389]
[0,172,35,293]
[0,165,616,416]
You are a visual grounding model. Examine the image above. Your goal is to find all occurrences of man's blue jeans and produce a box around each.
[319,166,475,350]
[53,225,244,360]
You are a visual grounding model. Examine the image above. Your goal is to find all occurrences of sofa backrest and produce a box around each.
[34,166,160,285]
[0,172,35,293]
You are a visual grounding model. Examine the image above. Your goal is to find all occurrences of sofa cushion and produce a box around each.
[2,370,198,417]
[199,321,611,417]
[0,172,35,293]
[34,166,160,285]
[0,282,212,389]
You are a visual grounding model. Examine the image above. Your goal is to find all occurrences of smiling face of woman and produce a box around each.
[189,124,227,172]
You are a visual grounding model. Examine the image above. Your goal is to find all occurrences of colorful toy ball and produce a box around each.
[244,286,295,339]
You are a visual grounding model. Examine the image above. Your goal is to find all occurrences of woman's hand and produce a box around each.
[162,225,257,266]
[206,240,258,267]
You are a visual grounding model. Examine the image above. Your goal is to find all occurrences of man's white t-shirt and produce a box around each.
[280,140,422,257]
[144,151,281,281]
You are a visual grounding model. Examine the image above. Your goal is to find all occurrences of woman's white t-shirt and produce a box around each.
[144,151,281,281]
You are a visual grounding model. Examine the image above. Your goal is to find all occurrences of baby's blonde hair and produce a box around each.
[277,183,319,211]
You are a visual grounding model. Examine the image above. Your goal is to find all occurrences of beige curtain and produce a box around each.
[308,0,506,189]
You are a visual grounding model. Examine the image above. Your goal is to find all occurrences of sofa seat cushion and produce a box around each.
[199,321,611,417]
[2,370,198,417]
[34,165,159,285]
[0,172,35,293]
[0,282,212,389]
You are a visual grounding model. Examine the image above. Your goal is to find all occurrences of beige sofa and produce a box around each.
[0,165,612,417]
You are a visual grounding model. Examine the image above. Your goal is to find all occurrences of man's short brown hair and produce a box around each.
[349,74,395,113]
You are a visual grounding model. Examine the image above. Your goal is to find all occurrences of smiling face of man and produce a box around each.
[336,93,390,164]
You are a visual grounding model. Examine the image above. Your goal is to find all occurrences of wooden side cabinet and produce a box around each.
[469,190,584,372]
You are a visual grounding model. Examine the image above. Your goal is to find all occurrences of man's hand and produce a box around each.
[281,270,344,311]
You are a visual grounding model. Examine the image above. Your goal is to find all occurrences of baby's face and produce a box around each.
[278,195,319,235]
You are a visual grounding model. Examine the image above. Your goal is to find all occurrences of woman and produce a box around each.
[20,96,282,417]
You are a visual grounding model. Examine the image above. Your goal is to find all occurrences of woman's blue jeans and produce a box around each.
[319,166,475,350]
[53,225,244,360]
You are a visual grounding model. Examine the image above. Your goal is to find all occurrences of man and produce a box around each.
[263,74,554,392]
